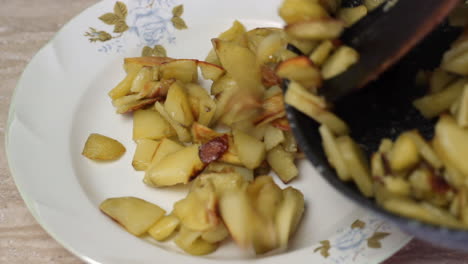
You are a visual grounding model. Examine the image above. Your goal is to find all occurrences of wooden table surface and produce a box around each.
[2,0,468,263]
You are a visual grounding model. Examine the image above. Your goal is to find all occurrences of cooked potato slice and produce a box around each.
[451,96,461,116]
[210,74,238,96]
[378,138,394,153]
[219,190,253,248]
[284,79,322,107]
[255,181,284,220]
[383,177,411,197]
[264,85,282,99]
[276,56,322,90]
[338,5,368,27]
[201,223,229,243]
[176,234,219,256]
[151,138,183,164]
[337,136,373,197]
[374,182,400,206]
[218,20,248,45]
[261,64,285,90]
[205,49,221,66]
[191,122,223,143]
[408,167,433,199]
[164,82,194,127]
[275,187,305,248]
[261,64,283,88]
[124,56,174,67]
[151,65,160,80]
[254,94,286,126]
[173,180,218,231]
[212,86,236,125]
[245,27,279,53]
[112,94,142,108]
[115,98,160,114]
[155,102,192,142]
[264,124,285,151]
[321,46,359,79]
[160,59,198,83]
[406,131,443,169]
[133,109,175,140]
[148,215,180,241]
[130,67,152,93]
[429,68,457,94]
[109,63,143,99]
[371,140,392,180]
[413,78,467,118]
[267,146,298,183]
[195,172,247,196]
[309,40,334,66]
[388,133,420,172]
[175,226,219,255]
[247,175,276,198]
[232,118,268,141]
[132,139,160,171]
[82,133,125,161]
[282,131,298,153]
[319,125,350,181]
[371,153,385,179]
[284,36,320,56]
[285,19,344,40]
[185,83,217,127]
[279,0,329,24]
[232,129,266,169]
[204,162,254,182]
[100,197,166,236]
[146,144,205,186]
[251,213,278,254]
[198,61,226,81]
[285,81,349,135]
[454,85,468,128]
[256,32,285,64]
[442,40,468,75]
[174,226,201,249]
[141,79,174,98]
[144,139,184,186]
[111,87,158,112]
[434,115,468,177]
[213,38,263,107]
[383,198,464,229]
[444,164,466,190]
[408,167,433,194]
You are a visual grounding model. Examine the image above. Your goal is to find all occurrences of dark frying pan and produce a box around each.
[285,0,468,250]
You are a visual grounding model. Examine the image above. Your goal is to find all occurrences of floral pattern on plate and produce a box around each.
[312,214,400,264]
[85,0,187,53]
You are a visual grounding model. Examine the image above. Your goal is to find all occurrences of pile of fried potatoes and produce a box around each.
[81,16,329,255]
[100,175,304,255]
[365,25,468,229]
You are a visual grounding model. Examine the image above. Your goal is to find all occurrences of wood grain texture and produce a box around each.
[1,0,468,263]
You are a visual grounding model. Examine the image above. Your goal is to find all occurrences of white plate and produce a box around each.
[5,0,411,263]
